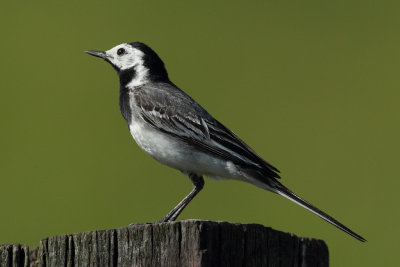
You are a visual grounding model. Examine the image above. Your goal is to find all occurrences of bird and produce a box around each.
[85,42,365,242]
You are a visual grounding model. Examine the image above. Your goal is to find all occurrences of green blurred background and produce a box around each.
[0,1,398,266]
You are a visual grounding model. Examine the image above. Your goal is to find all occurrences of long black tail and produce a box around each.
[273,181,366,242]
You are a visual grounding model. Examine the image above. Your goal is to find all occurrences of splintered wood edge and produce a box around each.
[0,220,329,267]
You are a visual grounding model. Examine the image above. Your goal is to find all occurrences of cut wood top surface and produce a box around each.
[0,220,329,267]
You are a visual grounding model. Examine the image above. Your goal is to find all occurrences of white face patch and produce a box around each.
[105,43,149,88]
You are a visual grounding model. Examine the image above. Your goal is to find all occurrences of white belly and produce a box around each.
[128,119,243,181]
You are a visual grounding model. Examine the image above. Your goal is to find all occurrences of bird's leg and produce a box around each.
[159,173,204,222]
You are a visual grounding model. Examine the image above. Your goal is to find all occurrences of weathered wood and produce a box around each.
[0,220,328,267]
[0,244,30,267]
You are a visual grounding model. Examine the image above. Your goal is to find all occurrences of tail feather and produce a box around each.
[273,181,366,242]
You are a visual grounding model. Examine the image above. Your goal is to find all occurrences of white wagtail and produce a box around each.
[85,42,365,242]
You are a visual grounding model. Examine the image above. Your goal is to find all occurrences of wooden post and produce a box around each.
[0,220,328,267]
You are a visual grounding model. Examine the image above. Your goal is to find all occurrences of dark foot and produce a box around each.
[158,173,204,223]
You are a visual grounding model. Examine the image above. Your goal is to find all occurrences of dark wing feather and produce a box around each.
[134,83,280,179]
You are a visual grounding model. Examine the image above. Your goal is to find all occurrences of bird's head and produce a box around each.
[86,42,169,88]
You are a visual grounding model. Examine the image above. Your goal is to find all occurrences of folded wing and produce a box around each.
[134,83,281,180]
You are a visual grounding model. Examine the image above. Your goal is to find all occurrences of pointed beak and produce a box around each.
[85,50,108,59]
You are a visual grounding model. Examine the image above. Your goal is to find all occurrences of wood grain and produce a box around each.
[0,220,328,267]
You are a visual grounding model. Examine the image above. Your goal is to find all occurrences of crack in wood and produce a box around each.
[0,220,328,267]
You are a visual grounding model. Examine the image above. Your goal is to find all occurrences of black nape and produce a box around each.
[129,42,169,82]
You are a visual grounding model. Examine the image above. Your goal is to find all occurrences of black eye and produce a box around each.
[117,48,126,56]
